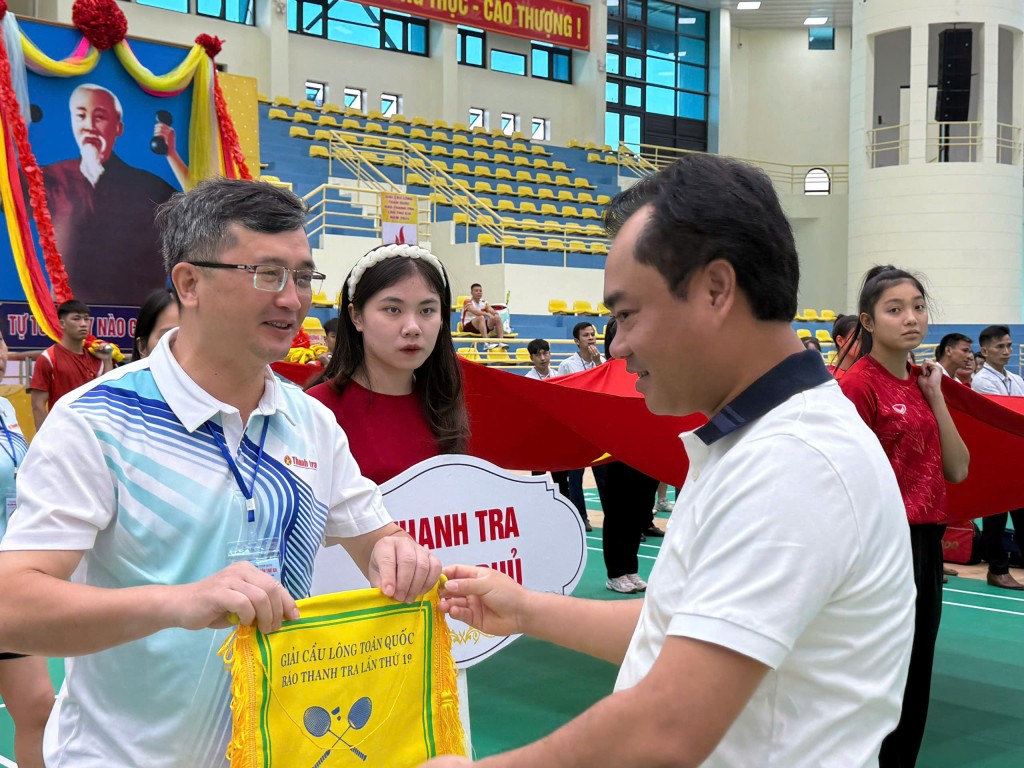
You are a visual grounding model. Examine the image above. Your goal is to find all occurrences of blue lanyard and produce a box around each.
[205,416,270,525]
[0,412,20,475]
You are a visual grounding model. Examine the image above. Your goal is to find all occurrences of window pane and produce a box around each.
[383,17,403,49]
[624,85,642,107]
[299,0,324,34]
[332,21,380,48]
[607,22,621,47]
[646,55,674,86]
[647,28,675,56]
[625,56,642,78]
[677,63,706,92]
[607,0,620,18]
[623,114,641,151]
[809,27,835,51]
[647,0,675,30]
[626,26,642,50]
[461,33,483,65]
[626,0,642,21]
[136,0,187,11]
[677,91,706,120]
[646,85,674,116]
[409,22,427,54]
[605,112,621,147]
[288,0,298,30]
[678,8,706,38]
[491,50,526,76]
[553,52,570,82]
[606,52,620,75]
[679,36,706,66]
[532,48,550,78]
[804,168,831,194]
[605,82,620,103]
[329,1,378,25]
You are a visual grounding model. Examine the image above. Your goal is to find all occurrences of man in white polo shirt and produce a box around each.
[971,324,1024,590]
[421,155,914,768]
[0,179,441,767]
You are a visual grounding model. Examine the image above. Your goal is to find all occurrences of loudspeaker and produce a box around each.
[935,28,972,122]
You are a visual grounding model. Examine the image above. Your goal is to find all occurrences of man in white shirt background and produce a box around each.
[557,322,604,376]
[936,333,973,382]
[462,282,507,350]
[971,324,1024,590]
[524,339,555,380]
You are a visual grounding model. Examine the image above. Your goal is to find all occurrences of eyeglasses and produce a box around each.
[191,262,326,294]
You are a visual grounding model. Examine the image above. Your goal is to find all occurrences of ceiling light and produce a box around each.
[804,17,829,25]
[736,2,761,9]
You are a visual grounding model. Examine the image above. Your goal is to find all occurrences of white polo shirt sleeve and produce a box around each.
[321,421,391,540]
[1,403,114,551]
[663,435,860,669]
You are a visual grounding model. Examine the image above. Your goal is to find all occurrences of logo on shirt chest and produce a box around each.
[284,455,318,470]
[892,404,907,414]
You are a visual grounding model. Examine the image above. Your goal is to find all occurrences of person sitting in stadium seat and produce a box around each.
[462,282,507,349]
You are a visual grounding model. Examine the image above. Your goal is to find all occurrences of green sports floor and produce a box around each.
[2,495,1023,766]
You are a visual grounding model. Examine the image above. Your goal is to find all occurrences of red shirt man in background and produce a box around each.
[29,300,113,429]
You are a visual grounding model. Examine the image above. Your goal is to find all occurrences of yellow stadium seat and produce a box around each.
[535,172,555,186]
[293,112,315,124]
[298,99,320,112]
[540,203,560,217]
[568,240,588,253]
[453,294,470,311]
[515,170,534,183]
[494,168,513,182]
[588,241,609,256]
[473,166,494,178]
[433,119,451,130]
[259,174,281,184]
[268,108,291,121]
[430,145,451,157]
[257,93,270,103]
[519,201,540,215]
[524,237,544,250]
[530,145,549,156]
[516,185,536,199]
[537,188,556,201]
[390,113,411,124]
[574,177,594,189]
[387,124,408,137]
[471,150,490,163]
[317,115,341,128]
[451,134,471,146]
[382,154,403,167]
[572,300,595,314]
[431,160,451,173]
[555,190,576,203]
[452,162,472,175]
[513,155,532,167]
[820,309,838,322]
[428,192,447,205]
[409,128,430,141]
[564,221,585,234]
[456,347,479,362]
[322,103,344,114]
[472,137,491,148]
[533,157,552,170]
[364,122,384,134]
[554,175,573,187]
[567,138,583,149]
[548,299,571,315]
[551,161,570,173]
[596,194,612,206]
[802,308,822,322]
[454,179,470,190]
[473,181,496,195]
[313,129,333,142]
[340,118,361,131]
[411,116,432,127]
[406,173,427,185]
[495,183,516,197]
[477,215,495,226]
[516,347,531,362]
[501,235,522,248]
[816,330,834,344]
[581,207,601,220]
[367,109,387,121]
[478,233,498,247]
[309,145,330,159]
[544,238,564,251]
[452,148,471,160]
[486,348,512,365]
[587,152,602,164]
[497,200,518,213]
[597,302,611,316]
[409,142,429,154]
[493,153,513,166]
[796,329,812,339]
[272,96,296,107]
[452,122,470,133]
[289,126,312,139]
[362,137,384,149]
[453,212,470,226]
[561,205,581,218]
[311,291,332,307]
[344,107,366,118]
[431,131,451,143]
[584,224,605,236]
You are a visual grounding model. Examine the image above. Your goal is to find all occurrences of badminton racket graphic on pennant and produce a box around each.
[305,697,373,764]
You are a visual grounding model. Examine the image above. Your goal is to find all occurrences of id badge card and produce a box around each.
[228,537,282,582]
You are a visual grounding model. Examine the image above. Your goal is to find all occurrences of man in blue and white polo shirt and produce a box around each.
[0,178,442,767]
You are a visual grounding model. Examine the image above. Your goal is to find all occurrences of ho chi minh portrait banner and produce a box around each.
[350,0,591,51]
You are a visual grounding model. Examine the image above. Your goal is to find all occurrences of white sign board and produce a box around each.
[311,455,587,667]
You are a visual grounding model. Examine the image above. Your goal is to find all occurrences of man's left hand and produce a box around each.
[368,535,442,602]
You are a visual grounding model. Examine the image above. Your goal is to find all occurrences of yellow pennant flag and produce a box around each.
[220,586,465,767]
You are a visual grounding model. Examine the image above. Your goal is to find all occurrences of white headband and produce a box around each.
[346,243,448,298]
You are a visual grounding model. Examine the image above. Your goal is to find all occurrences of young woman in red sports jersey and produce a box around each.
[839,265,969,768]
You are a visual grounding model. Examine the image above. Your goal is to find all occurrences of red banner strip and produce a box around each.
[352,0,590,51]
